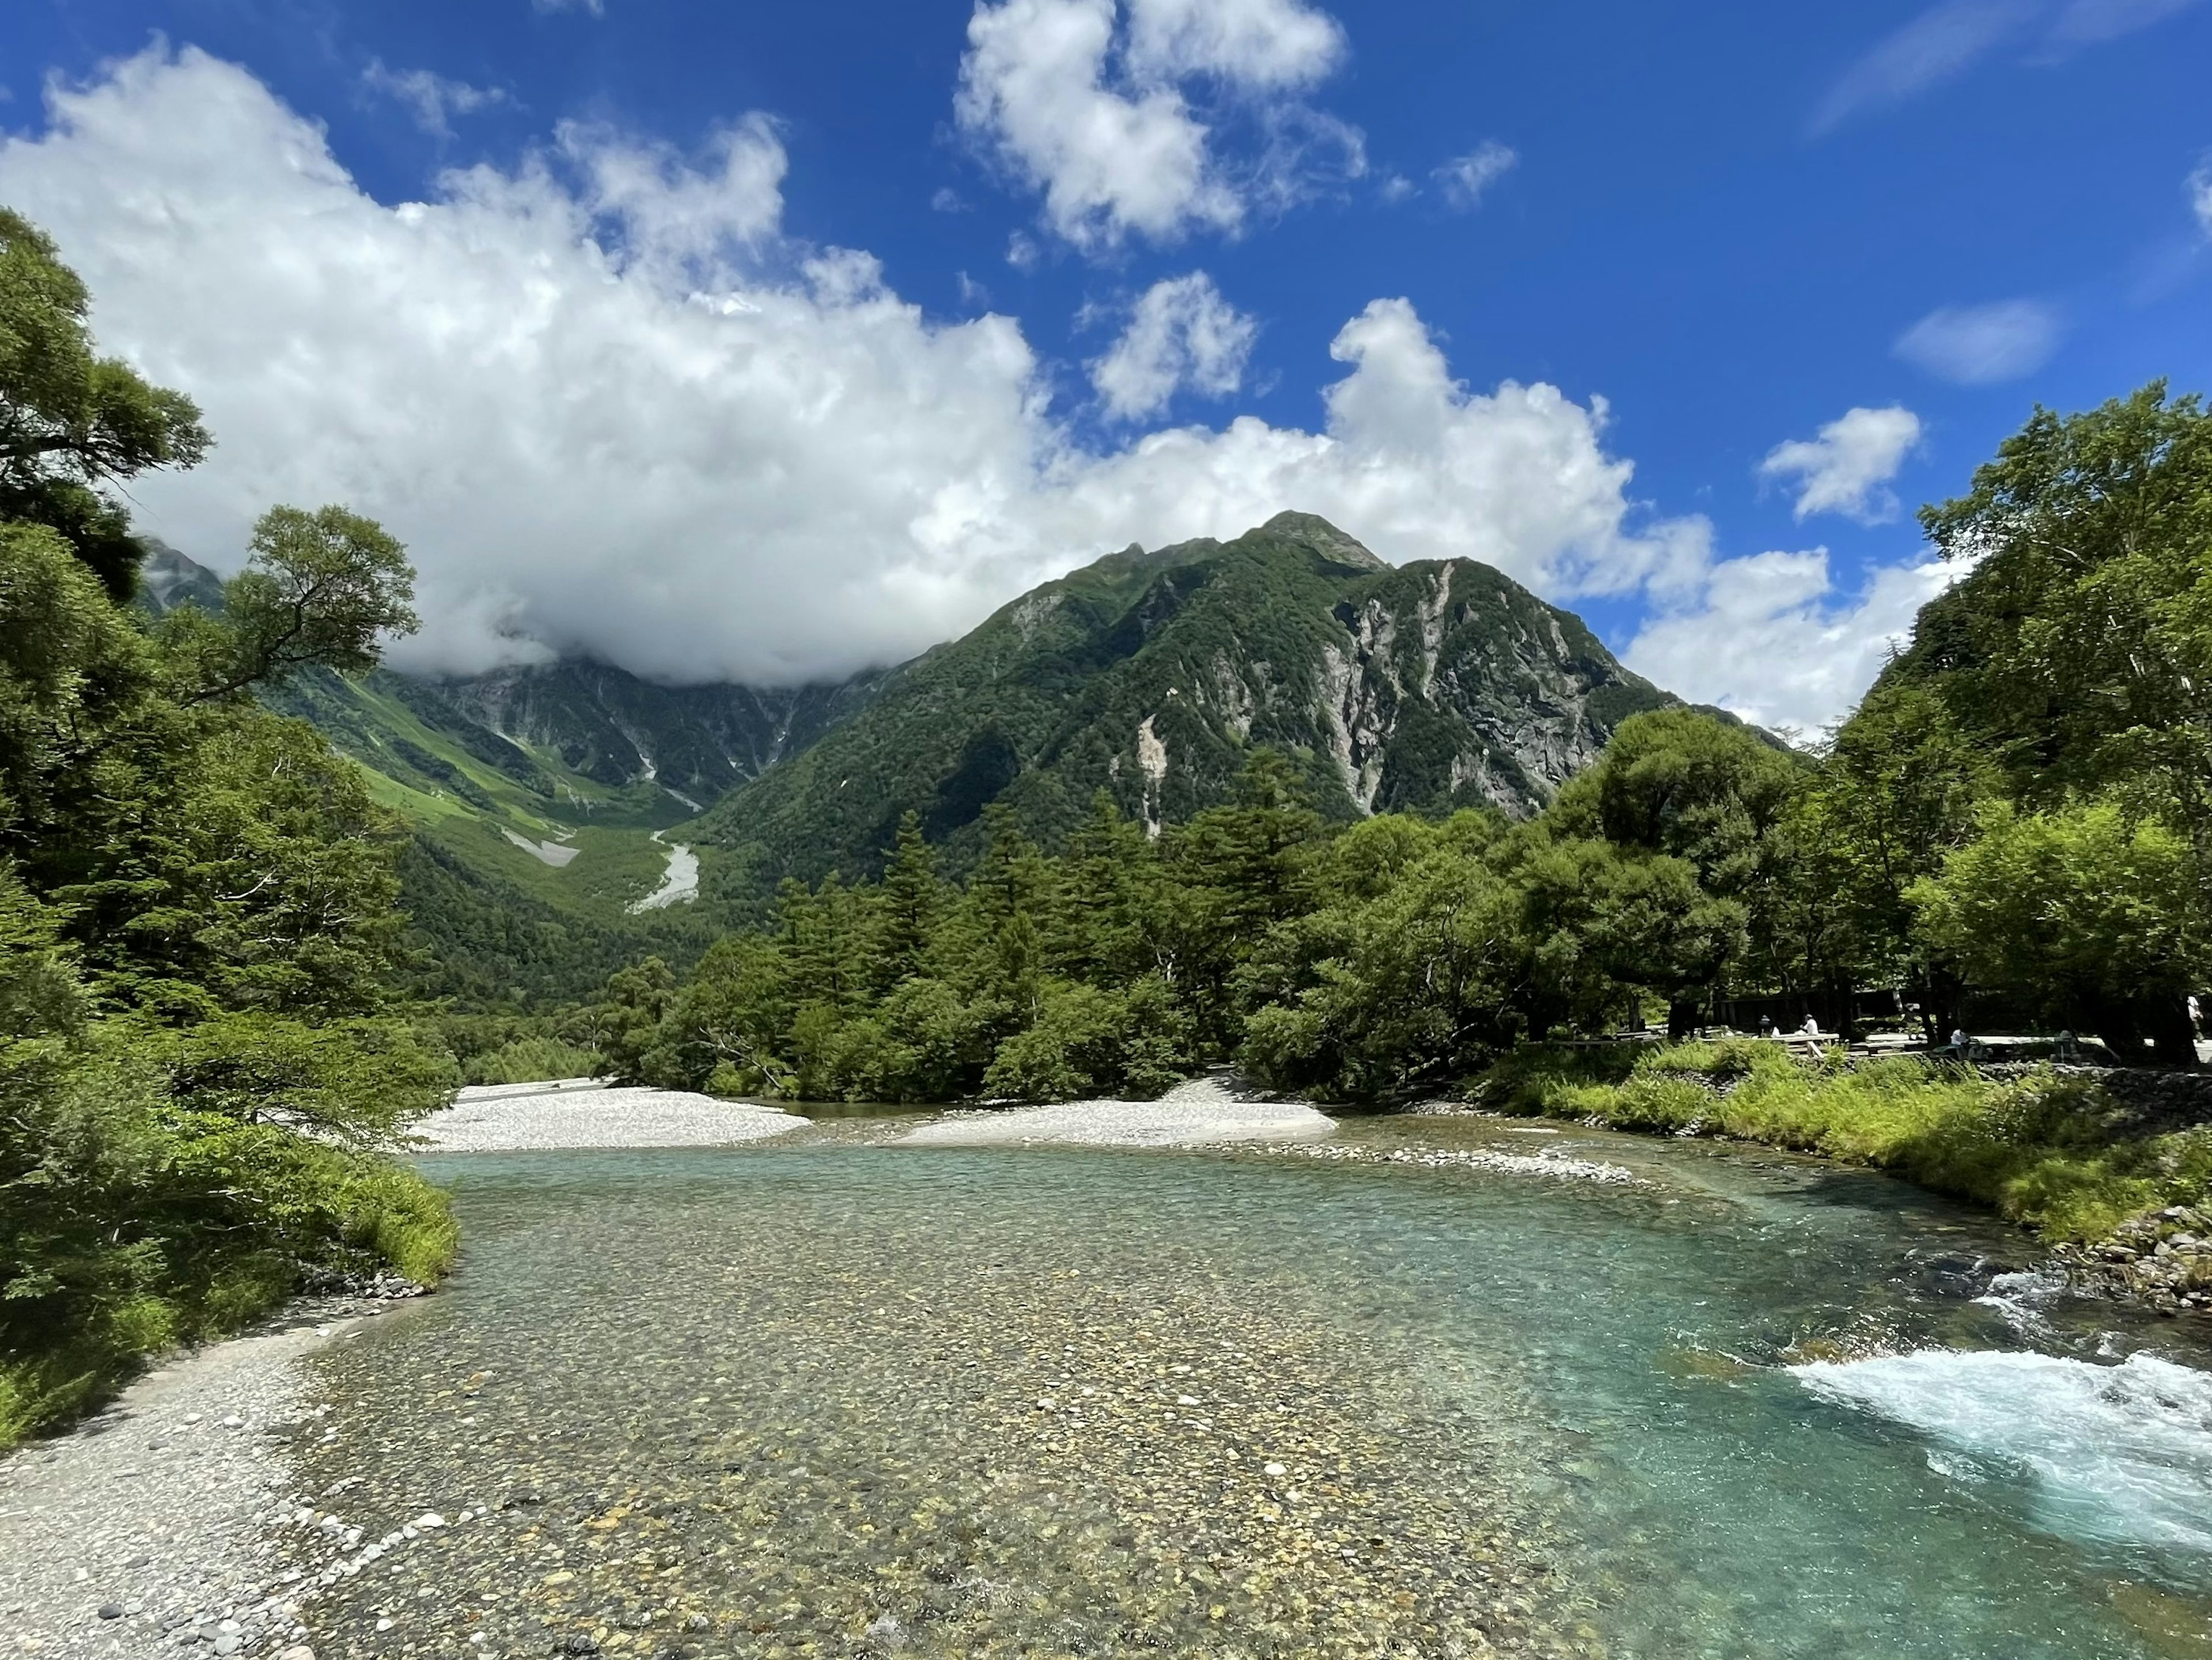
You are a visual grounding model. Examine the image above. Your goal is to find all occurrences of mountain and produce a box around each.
[131,544,873,999]
[145,514,1730,985]
[688,511,1696,892]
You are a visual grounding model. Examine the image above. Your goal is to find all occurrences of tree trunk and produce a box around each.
[2148,995,2200,1070]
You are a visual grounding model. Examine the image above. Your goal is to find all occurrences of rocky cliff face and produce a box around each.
[433,661,878,805]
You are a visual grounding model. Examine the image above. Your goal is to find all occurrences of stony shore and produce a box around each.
[0,1289,421,1660]
[411,1083,808,1152]
[896,1075,1335,1149]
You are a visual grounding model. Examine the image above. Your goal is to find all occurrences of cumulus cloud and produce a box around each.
[1758,405,1923,524]
[1431,141,1517,210]
[1894,300,2062,384]
[953,0,1358,252]
[1088,272,1257,420]
[1123,0,1345,86]
[361,61,508,139]
[1810,0,2203,132]
[2,46,1714,689]
[551,114,787,278]
[1626,549,1957,734]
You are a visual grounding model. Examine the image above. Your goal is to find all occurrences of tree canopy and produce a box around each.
[0,210,210,600]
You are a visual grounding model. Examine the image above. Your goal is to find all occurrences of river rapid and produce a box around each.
[281,1113,2212,1660]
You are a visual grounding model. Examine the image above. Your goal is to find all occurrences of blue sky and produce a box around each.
[2,0,2208,729]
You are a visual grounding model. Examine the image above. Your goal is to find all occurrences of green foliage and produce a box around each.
[1486,1039,2197,1245]
[1911,799,2206,1061]
[0,212,461,1446]
[160,506,419,704]
[0,209,210,599]
[1911,385,2212,867]
[465,1034,601,1086]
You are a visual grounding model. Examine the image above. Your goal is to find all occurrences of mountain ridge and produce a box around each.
[143,514,1745,964]
[687,511,1711,896]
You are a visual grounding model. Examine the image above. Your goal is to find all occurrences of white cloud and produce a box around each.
[1758,405,1923,524]
[953,0,1357,252]
[2048,0,2203,43]
[532,0,605,15]
[2191,156,2212,236]
[1812,0,2205,131]
[550,115,786,280]
[1431,141,1517,210]
[1812,0,2036,134]
[1894,300,2062,384]
[1123,0,1345,86]
[2,46,1715,690]
[1626,549,1958,733]
[1089,272,1257,420]
[361,60,507,139]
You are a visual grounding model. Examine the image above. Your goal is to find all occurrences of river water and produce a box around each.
[288,1114,2212,1660]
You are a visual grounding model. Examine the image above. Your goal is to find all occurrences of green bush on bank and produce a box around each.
[1476,1040,2210,1244]
[465,1034,600,1085]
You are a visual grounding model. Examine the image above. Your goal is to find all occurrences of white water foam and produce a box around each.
[1793,1348,2212,1553]
[1974,1267,2067,1338]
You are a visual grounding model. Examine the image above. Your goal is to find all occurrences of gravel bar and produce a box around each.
[0,1294,417,1660]
[897,1077,1335,1149]
[412,1086,809,1151]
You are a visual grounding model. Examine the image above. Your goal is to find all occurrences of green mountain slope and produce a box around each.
[134,546,873,1000]
[690,511,1693,892]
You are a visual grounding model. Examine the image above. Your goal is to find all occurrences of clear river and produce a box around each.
[287,1113,2212,1660]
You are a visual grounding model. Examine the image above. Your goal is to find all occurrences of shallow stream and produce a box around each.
[290,1115,2212,1659]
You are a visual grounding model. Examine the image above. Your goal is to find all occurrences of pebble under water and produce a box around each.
[281,1116,2212,1660]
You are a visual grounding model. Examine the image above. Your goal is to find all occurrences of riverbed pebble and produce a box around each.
[897,1077,1334,1149]
[413,1087,810,1152]
[0,1288,411,1660]
[1270,1139,1640,1185]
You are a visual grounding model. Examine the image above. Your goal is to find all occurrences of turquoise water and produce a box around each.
[298,1118,2212,1659]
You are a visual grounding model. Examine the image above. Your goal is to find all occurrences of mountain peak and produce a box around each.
[1255,511,1387,571]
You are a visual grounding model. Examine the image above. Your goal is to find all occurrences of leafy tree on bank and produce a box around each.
[0,210,209,600]
[0,209,453,1443]
[1912,801,2205,1063]
[1908,383,2212,912]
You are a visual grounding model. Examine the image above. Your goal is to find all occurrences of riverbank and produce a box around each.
[1468,1040,2212,1315]
[897,1075,1335,1148]
[0,1290,414,1659]
[411,1083,809,1150]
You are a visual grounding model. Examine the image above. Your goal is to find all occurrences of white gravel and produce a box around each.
[0,1300,406,1659]
[1276,1142,1640,1184]
[897,1077,1335,1149]
[413,1083,808,1151]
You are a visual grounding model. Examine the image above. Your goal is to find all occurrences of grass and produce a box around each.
[466,1034,600,1085]
[0,1149,457,1452]
[1472,1039,2212,1245]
